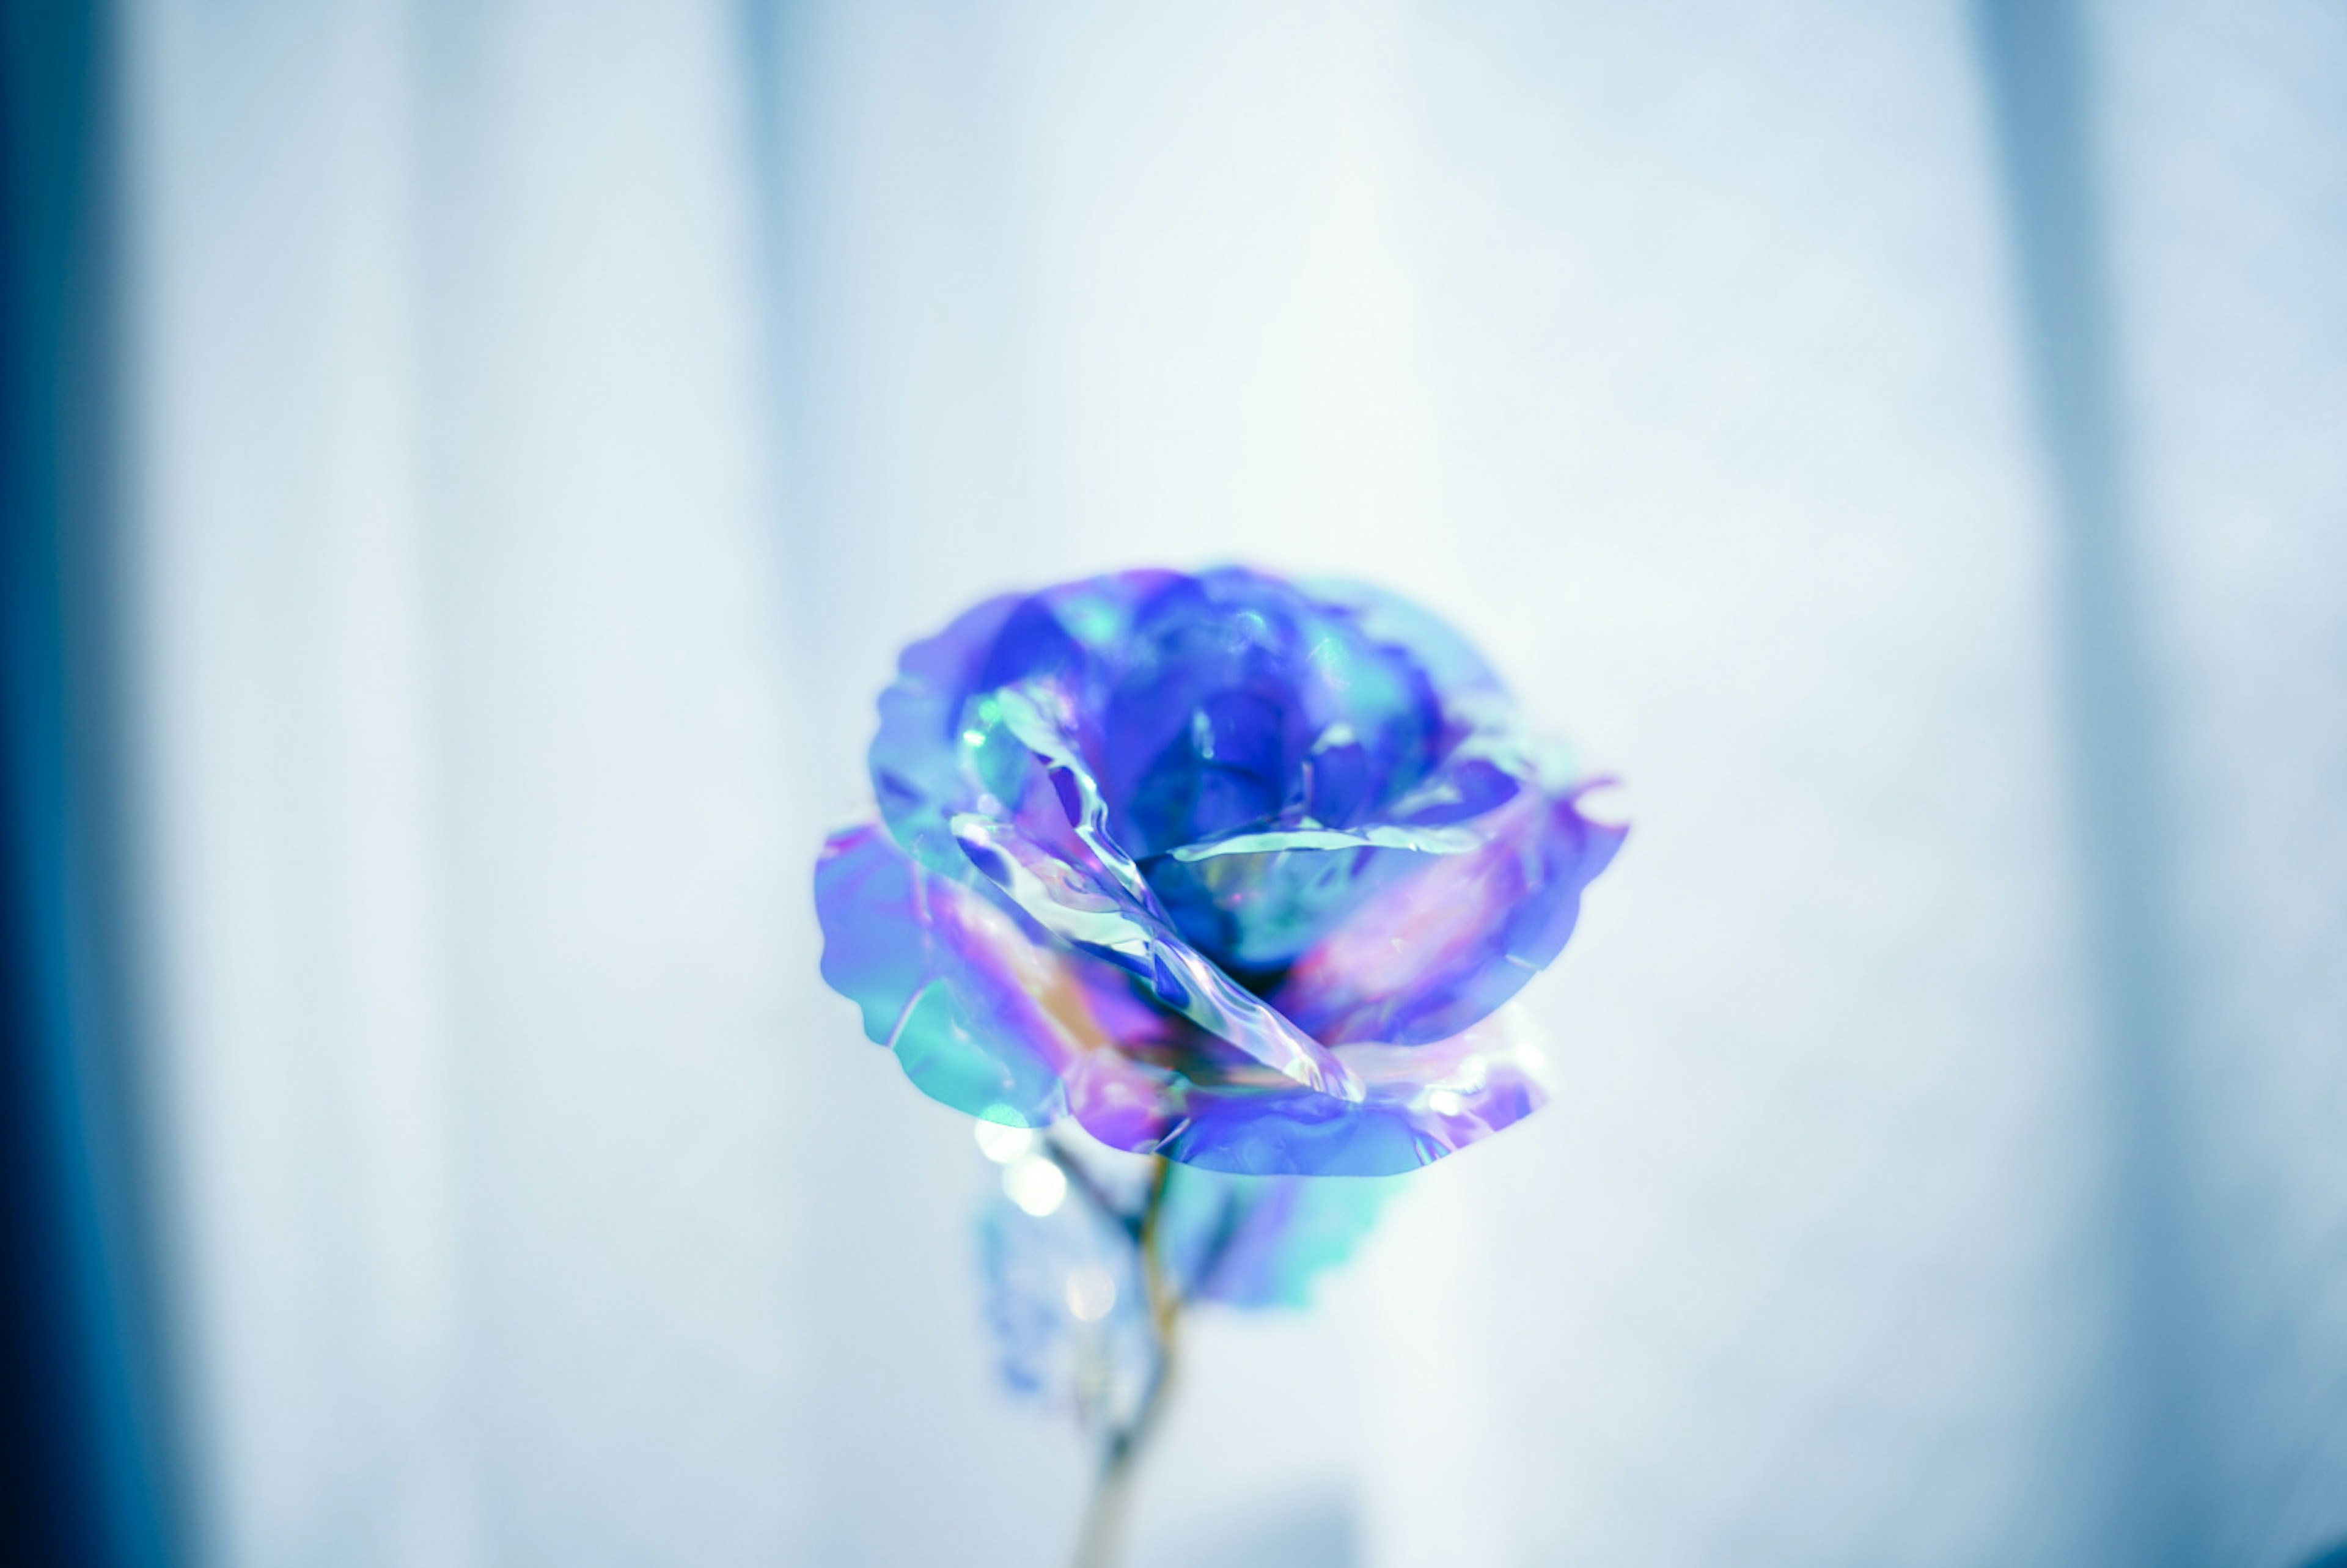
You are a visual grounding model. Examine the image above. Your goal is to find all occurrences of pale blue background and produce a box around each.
[121,2,2346,1565]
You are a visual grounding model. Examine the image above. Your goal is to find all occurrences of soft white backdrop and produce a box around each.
[123,2,2346,1566]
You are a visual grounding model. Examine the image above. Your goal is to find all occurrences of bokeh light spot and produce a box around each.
[1004,1155,1067,1217]
[1064,1265,1117,1322]
[974,1119,1038,1164]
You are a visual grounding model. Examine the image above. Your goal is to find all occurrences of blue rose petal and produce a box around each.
[817,567,1625,1175]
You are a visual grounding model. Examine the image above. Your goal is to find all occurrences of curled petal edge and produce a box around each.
[957,683,1365,1103]
[1269,783,1628,1046]
[817,822,1085,1127]
[1063,1003,1552,1177]
[818,821,1560,1176]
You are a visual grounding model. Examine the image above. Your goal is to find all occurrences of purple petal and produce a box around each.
[817,821,1131,1126]
[1269,785,1627,1046]
[869,593,1025,877]
[830,566,1628,1180]
[1063,1005,1552,1176]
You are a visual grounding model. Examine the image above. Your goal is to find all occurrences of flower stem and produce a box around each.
[1069,1156,1179,1568]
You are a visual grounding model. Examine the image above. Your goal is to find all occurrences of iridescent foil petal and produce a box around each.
[868,593,1024,877]
[1100,571,1444,855]
[955,683,1365,1102]
[816,821,1110,1126]
[1269,786,1627,1046]
[1291,573,1508,711]
[869,571,1181,879]
[823,566,1626,1178]
[1062,1004,1552,1177]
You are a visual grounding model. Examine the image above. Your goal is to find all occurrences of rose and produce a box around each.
[815,567,1624,1176]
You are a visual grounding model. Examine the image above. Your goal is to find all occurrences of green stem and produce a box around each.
[1068,1157,1179,1568]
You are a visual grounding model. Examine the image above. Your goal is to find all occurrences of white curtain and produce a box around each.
[122,2,2347,1566]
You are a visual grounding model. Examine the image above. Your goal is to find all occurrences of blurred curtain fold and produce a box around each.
[2,0,178,1564]
[1974,1,2205,1560]
[107,2,2347,1566]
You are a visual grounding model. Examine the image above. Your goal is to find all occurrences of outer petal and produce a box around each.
[1063,1004,1553,1176]
[869,571,1184,879]
[868,593,1025,877]
[1294,573,1508,716]
[834,567,1626,1178]
[1268,785,1627,1047]
[818,821,1134,1127]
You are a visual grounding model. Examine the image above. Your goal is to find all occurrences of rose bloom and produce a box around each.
[816,568,1624,1176]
